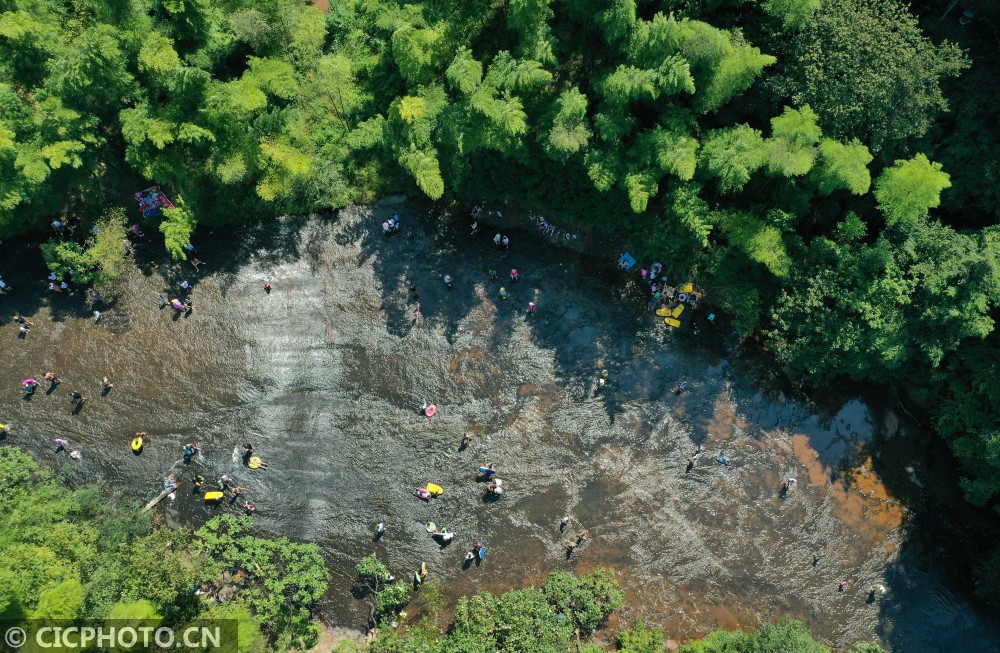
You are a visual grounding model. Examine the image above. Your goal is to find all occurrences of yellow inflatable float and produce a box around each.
[204,491,224,501]
[426,483,444,496]
[248,456,264,469]
[130,434,144,452]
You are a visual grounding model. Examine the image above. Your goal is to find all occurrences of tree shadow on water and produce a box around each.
[359,201,670,424]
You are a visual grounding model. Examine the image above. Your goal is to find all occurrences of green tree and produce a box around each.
[31,577,84,620]
[543,88,591,161]
[40,208,129,285]
[783,0,968,152]
[542,568,623,631]
[160,201,197,260]
[196,515,329,649]
[107,599,162,621]
[850,644,886,653]
[765,105,822,177]
[719,210,791,277]
[811,138,873,195]
[618,620,664,653]
[700,125,767,193]
[874,154,951,225]
[678,616,828,652]
[193,603,266,653]
[696,39,776,114]
[764,0,821,29]
[450,588,572,653]
[354,553,411,627]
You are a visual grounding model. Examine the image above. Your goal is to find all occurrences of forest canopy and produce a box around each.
[2,0,1000,567]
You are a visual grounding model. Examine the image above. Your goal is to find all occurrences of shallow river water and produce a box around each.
[1,201,996,652]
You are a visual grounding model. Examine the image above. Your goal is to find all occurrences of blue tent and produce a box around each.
[617,253,637,270]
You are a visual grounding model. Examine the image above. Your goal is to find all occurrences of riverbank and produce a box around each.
[1,201,997,652]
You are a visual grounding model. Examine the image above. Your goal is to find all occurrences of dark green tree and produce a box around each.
[781,0,968,153]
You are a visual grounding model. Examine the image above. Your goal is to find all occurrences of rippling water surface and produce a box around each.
[1,201,996,652]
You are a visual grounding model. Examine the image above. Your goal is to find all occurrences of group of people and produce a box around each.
[47,270,72,293]
[10,360,116,457]
[9,247,266,521]
[18,369,104,412]
[163,441,262,515]
[528,211,577,240]
[381,214,402,236]
[158,273,196,313]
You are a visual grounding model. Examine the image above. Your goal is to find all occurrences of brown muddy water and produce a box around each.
[1,200,996,652]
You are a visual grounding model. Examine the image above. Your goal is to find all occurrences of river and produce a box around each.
[1,200,996,652]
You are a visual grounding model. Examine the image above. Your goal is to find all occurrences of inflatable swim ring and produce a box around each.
[426,483,444,496]
[415,488,432,500]
[131,436,143,452]
[248,456,263,469]
[425,404,437,417]
[203,491,224,501]
[425,522,438,533]
[677,292,688,303]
